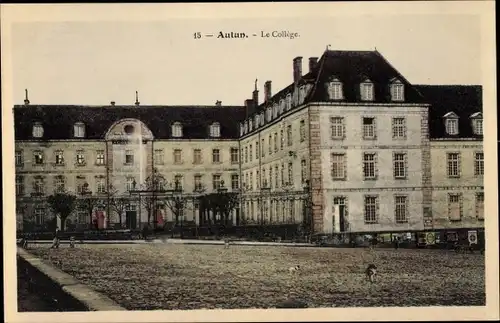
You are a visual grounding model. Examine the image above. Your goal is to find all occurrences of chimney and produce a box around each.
[252,79,259,108]
[135,91,140,106]
[308,57,319,73]
[24,89,30,105]
[264,81,272,102]
[293,56,303,83]
[215,100,222,107]
[110,101,116,106]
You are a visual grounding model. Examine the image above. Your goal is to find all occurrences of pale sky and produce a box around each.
[10,13,482,106]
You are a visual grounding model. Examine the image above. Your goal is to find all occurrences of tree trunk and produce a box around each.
[60,215,67,231]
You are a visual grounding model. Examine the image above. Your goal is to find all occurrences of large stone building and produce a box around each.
[13,49,484,235]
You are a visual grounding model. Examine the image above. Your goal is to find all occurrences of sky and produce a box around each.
[10,12,483,106]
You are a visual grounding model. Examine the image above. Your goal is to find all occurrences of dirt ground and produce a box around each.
[26,244,485,310]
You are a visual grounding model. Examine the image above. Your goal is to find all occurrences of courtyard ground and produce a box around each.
[25,244,485,310]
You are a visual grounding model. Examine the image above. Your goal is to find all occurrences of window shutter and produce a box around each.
[403,118,407,139]
[458,153,462,178]
[404,153,408,179]
[343,153,348,180]
[374,153,379,179]
[373,117,378,139]
[342,117,346,140]
[375,196,380,223]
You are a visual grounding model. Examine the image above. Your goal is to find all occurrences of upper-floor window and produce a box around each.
[74,122,86,138]
[447,152,461,178]
[273,104,279,118]
[363,153,377,180]
[193,149,202,164]
[392,117,407,139]
[474,152,484,176]
[174,149,183,164]
[360,80,374,101]
[330,117,345,139]
[96,178,107,194]
[154,149,164,165]
[248,119,253,132]
[231,174,239,190]
[209,122,221,138]
[443,112,459,135]
[96,150,105,165]
[363,117,376,139]
[327,78,343,100]
[299,120,306,142]
[15,150,23,167]
[16,176,24,196]
[390,79,405,101]
[212,149,220,163]
[300,159,307,183]
[125,150,134,165]
[126,177,135,192]
[393,152,407,179]
[254,115,260,128]
[33,151,44,165]
[32,122,44,138]
[212,174,222,190]
[33,177,45,195]
[249,144,253,162]
[55,150,65,165]
[76,150,86,166]
[172,122,183,138]
[287,125,293,146]
[54,175,66,193]
[230,148,238,164]
[471,112,483,135]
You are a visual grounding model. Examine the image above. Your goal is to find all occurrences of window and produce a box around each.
[96,150,105,165]
[76,177,87,194]
[476,193,484,220]
[212,175,222,190]
[256,170,260,189]
[363,117,376,139]
[96,178,106,193]
[280,129,284,150]
[194,175,203,191]
[249,172,254,190]
[32,122,44,138]
[448,194,462,221]
[210,122,221,137]
[124,124,135,135]
[125,150,134,165]
[472,116,483,135]
[76,150,86,166]
[299,120,306,142]
[390,81,404,101]
[231,174,239,190]
[191,149,201,164]
[363,153,377,180]
[261,139,265,157]
[34,207,46,225]
[360,82,374,101]
[174,175,183,190]
[394,195,408,223]
[54,176,66,193]
[74,122,85,138]
[364,195,378,224]
[34,151,44,165]
[33,177,45,195]
[445,118,459,135]
[300,159,307,183]
[230,148,238,164]
[273,104,279,118]
[55,150,65,165]
[16,176,24,196]
[266,108,272,122]
[331,153,346,180]
[126,177,135,191]
[474,152,484,176]
[249,144,253,162]
[267,135,272,154]
[269,167,273,189]
[327,81,343,100]
[244,147,248,163]
[274,165,279,188]
[76,208,87,224]
[392,117,406,139]
[262,169,267,187]
[154,149,164,165]
[256,142,260,159]
[172,122,183,137]
[287,125,293,146]
[330,117,345,139]
[174,149,182,164]
[299,86,306,104]
[274,133,278,152]
[393,153,407,179]
[212,149,220,163]
[285,94,292,110]
[447,153,460,178]
[15,150,23,167]
[287,163,293,185]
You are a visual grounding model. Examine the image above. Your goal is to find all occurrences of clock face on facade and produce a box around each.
[124,124,135,134]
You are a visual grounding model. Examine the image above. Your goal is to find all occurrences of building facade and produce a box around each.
[13,49,484,234]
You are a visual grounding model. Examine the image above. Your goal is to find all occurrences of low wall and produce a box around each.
[17,248,126,311]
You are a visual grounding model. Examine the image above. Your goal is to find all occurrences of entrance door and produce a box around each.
[126,211,137,229]
[334,197,347,232]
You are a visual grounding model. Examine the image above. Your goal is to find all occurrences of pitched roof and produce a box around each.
[13,105,246,140]
[413,85,483,139]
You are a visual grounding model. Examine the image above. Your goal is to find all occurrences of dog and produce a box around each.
[288,265,300,274]
[365,264,377,283]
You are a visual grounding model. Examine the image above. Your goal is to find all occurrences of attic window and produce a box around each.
[172,122,183,138]
[266,107,272,122]
[210,122,221,137]
[360,80,374,101]
[471,112,483,135]
[124,124,135,135]
[74,122,86,138]
[327,78,343,100]
[273,104,279,118]
[254,115,260,128]
[32,122,44,138]
[390,79,404,101]
[279,99,285,113]
[299,86,306,104]
[285,94,292,110]
[443,112,459,135]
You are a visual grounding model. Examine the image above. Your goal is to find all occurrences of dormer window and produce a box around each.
[273,104,279,118]
[299,86,306,104]
[172,122,183,137]
[260,112,265,125]
[248,119,253,132]
[240,123,244,136]
[443,112,459,135]
[327,78,343,100]
[209,122,221,137]
[266,107,272,122]
[390,79,404,101]
[470,112,483,135]
[32,122,44,138]
[254,115,260,128]
[285,94,292,110]
[74,122,85,138]
[279,99,285,113]
[360,80,374,101]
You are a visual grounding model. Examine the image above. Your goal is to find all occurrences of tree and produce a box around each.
[109,189,129,228]
[78,185,101,229]
[200,192,239,227]
[47,192,77,231]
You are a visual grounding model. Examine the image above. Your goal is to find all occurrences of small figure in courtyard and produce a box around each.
[142,225,150,241]
[393,236,400,250]
[69,236,76,248]
[224,238,230,249]
[369,236,378,250]
[365,264,377,284]
[50,229,60,249]
[288,265,300,274]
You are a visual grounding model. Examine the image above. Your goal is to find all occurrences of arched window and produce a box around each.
[74,122,86,138]
[443,112,459,135]
[390,79,405,101]
[172,122,183,138]
[32,122,44,138]
[326,77,343,100]
[210,122,221,137]
[470,112,483,135]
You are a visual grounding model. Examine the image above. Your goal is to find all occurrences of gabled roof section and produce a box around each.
[414,85,483,139]
[307,50,425,104]
[442,111,460,118]
[13,105,246,140]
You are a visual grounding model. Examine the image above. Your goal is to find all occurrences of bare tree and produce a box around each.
[109,188,129,228]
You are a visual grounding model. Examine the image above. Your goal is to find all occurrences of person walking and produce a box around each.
[50,228,60,249]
